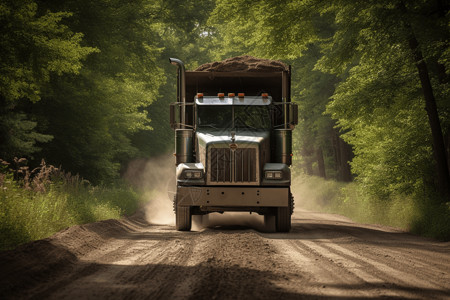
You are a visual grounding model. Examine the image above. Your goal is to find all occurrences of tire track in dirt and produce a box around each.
[263,212,450,299]
[306,238,443,298]
[270,238,386,298]
[326,238,450,290]
[45,226,202,300]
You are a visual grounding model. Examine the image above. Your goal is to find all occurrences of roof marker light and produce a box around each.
[228,93,235,97]
[262,93,269,98]
[218,93,225,98]
[238,93,245,98]
[197,93,204,98]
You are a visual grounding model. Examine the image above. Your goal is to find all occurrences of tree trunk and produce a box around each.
[301,143,314,175]
[332,129,341,176]
[331,128,353,182]
[339,137,353,182]
[408,32,450,198]
[316,147,326,179]
[304,157,314,176]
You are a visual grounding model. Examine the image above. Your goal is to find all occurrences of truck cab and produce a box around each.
[169,58,297,232]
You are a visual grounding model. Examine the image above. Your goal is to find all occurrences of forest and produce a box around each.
[0,0,449,244]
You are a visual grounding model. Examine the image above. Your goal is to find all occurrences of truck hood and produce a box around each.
[196,130,269,147]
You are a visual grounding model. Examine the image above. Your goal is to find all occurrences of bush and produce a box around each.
[0,158,142,250]
[292,174,450,241]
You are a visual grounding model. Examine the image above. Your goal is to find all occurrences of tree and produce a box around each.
[209,0,449,199]
[0,0,96,160]
[29,0,167,182]
[399,1,450,197]
[30,0,216,182]
[131,0,217,159]
[208,0,352,180]
[322,0,450,198]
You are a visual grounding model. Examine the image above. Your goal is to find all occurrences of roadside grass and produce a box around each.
[0,159,142,250]
[292,174,450,241]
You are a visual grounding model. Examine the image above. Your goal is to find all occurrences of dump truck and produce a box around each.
[169,56,298,232]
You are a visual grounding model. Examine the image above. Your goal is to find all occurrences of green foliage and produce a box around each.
[327,42,436,196]
[322,0,449,198]
[30,0,167,182]
[209,0,449,237]
[208,0,322,60]
[134,0,216,157]
[294,175,450,241]
[0,0,448,240]
[0,112,53,160]
[0,0,97,103]
[0,0,219,182]
[291,47,339,177]
[0,160,142,250]
[208,1,340,178]
[0,0,96,160]
[26,0,216,182]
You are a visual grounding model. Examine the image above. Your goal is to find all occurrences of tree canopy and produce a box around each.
[0,0,448,202]
[207,0,449,199]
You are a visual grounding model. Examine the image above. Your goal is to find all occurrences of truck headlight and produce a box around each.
[265,171,282,179]
[184,170,203,179]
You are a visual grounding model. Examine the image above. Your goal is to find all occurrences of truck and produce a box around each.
[169,56,298,232]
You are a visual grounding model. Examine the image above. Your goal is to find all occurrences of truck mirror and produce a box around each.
[170,103,179,129]
[291,103,298,125]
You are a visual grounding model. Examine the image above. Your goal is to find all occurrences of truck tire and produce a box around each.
[264,214,276,232]
[175,195,191,231]
[276,207,291,232]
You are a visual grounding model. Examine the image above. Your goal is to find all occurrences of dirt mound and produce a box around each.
[0,211,148,298]
[194,55,288,72]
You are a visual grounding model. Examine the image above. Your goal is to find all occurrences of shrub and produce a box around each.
[0,158,141,250]
[292,174,450,241]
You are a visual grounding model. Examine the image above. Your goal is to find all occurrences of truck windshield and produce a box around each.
[234,105,271,130]
[197,106,233,129]
[197,105,271,130]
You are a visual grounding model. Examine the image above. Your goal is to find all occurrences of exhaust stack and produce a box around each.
[169,58,186,127]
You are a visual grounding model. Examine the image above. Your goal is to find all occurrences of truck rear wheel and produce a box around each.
[276,207,291,232]
[176,204,191,231]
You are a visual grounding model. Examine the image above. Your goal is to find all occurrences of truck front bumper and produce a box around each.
[176,186,289,207]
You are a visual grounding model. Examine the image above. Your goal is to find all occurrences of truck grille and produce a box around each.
[210,147,257,183]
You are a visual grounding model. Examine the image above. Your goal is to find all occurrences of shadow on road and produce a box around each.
[3,257,449,300]
[1,212,449,299]
[258,220,450,254]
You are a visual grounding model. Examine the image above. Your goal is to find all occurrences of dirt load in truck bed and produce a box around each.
[194,55,288,72]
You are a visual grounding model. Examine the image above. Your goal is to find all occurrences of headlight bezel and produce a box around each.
[265,170,283,180]
[184,170,203,179]
[176,163,205,184]
[262,163,291,186]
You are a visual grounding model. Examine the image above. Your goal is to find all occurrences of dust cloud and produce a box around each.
[124,155,176,225]
[124,155,270,231]
[290,174,340,212]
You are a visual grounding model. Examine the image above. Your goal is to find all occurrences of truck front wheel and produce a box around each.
[176,203,192,231]
[276,207,291,232]
[264,214,276,232]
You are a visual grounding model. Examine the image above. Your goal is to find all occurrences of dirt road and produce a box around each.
[1,209,449,299]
